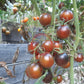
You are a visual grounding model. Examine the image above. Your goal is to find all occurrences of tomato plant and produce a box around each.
[1,0,84,84]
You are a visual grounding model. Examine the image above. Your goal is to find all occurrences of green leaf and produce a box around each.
[35,70,47,84]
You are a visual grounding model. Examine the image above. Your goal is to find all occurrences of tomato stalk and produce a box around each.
[73,0,80,50]
[70,51,74,84]
[51,0,56,40]
[51,0,56,25]
[31,0,40,16]
[70,0,80,84]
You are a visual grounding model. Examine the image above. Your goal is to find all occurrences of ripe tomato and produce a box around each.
[39,52,54,68]
[55,53,69,66]
[33,17,37,21]
[42,40,54,52]
[43,70,53,83]
[58,2,65,9]
[28,41,39,55]
[39,13,51,26]
[74,53,83,62]
[53,41,62,51]
[57,75,63,83]
[57,25,71,39]
[5,30,10,35]
[37,16,39,20]
[62,61,70,68]
[25,63,43,79]
[13,7,18,14]
[23,17,28,23]
[2,27,6,33]
[60,10,73,22]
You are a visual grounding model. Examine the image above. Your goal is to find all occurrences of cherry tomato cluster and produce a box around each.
[26,37,71,83]
[25,2,84,83]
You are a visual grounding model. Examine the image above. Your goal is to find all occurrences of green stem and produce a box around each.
[31,0,40,16]
[70,51,74,84]
[64,40,75,51]
[51,0,56,25]
[51,0,56,40]
[69,0,80,84]
[73,0,80,50]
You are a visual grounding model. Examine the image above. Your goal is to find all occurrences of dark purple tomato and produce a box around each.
[58,2,65,9]
[55,53,69,66]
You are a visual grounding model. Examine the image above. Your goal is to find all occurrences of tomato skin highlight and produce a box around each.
[74,53,83,62]
[26,63,43,79]
[28,41,39,54]
[57,25,71,39]
[42,40,54,52]
[39,52,54,68]
[60,10,73,22]
[39,13,51,26]
[55,53,69,66]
